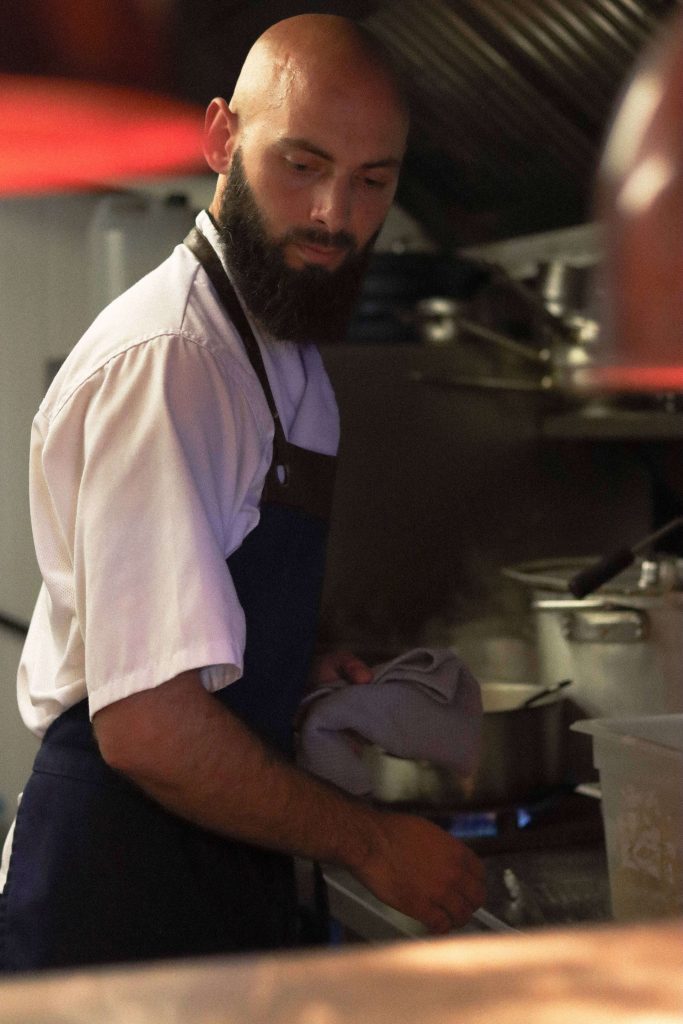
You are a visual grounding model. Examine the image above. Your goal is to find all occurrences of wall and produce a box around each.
[0,194,106,829]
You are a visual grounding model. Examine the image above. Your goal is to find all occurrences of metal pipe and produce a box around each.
[457,318,551,364]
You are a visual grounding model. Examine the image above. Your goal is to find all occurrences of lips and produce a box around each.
[294,241,347,267]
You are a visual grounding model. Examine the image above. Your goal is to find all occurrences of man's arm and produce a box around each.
[93,670,485,933]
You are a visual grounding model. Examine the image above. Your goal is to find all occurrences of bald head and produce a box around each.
[203,11,408,308]
[230,14,409,133]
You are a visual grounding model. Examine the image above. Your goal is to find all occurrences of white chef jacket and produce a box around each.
[16,210,340,739]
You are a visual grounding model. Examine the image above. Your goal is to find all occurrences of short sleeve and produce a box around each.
[40,333,271,716]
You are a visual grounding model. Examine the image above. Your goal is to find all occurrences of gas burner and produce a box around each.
[427,788,605,855]
[444,802,536,840]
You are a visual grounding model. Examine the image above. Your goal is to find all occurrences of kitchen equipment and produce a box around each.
[534,259,604,389]
[414,297,460,346]
[347,252,489,344]
[503,556,683,779]
[522,678,572,708]
[572,714,683,922]
[362,680,568,809]
[577,10,683,393]
[537,260,593,321]
[472,907,520,933]
[567,516,683,598]
[414,296,551,366]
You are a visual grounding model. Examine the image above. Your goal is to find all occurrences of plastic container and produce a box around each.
[572,714,683,922]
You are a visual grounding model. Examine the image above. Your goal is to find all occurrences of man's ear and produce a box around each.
[202,98,237,174]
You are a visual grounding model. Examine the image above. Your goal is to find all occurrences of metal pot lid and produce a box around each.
[503,556,683,596]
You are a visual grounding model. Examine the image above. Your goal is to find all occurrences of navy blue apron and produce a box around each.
[0,225,336,972]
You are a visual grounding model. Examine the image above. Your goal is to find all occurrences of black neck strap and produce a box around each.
[183,226,290,473]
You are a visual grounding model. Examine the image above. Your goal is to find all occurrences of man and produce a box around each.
[0,14,485,972]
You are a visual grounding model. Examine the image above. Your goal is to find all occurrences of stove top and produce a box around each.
[442,790,612,929]
[324,789,613,940]
[480,842,611,929]
[438,788,606,853]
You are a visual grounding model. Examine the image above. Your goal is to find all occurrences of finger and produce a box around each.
[339,654,373,684]
[421,906,454,935]
[452,856,487,911]
[437,887,483,929]
[311,653,347,685]
[458,844,486,887]
[454,871,488,920]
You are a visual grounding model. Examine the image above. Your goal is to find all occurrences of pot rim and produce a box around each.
[504,556,683,597]
[481,680,568,714]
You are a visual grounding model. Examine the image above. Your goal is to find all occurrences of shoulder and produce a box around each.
[39,244,270,437]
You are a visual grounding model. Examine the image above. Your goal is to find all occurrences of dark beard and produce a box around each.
[214,149,376,344]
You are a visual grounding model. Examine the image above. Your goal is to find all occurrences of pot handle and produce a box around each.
[522,678,572,708]
[567,515,683,598]
[533,603,649,643]
[567,548,634,598]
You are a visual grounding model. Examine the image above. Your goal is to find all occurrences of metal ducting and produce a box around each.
[362,0,679,243]
[0,0,680,242]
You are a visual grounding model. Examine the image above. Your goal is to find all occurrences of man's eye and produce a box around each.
[287,158,315,173]
[360,176,387,190]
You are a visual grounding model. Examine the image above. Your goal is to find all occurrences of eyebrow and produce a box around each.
[276,136,402,171]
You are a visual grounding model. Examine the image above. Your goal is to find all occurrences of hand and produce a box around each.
[353,811,486,934]
[308,649,373,688]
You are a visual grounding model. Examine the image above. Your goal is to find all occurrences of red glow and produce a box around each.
[0,76,206,194]
[576,365,683,391]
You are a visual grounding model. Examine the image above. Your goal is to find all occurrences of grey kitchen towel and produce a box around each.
[296,647,482,797]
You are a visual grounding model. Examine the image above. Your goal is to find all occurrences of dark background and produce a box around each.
[1,0,679,245]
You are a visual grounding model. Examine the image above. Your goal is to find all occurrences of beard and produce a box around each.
[213,149,376,344]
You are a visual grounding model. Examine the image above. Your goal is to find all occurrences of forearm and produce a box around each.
[94,671,378,872]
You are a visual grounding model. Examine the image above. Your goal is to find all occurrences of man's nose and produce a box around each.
[310,176,352,234]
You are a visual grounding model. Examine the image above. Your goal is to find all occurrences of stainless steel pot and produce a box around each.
[504,556,683,779]
[362,681,568,809]
[505,556,683,718]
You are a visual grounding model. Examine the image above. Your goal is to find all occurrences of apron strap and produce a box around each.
[183,223,336,521]
[183,226,291,481]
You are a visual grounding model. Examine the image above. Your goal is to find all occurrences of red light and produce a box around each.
[575,366,683,391]
[0,76,206,194]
